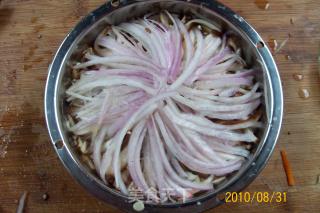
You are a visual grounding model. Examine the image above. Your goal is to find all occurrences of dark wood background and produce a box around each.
[0,0,319,212]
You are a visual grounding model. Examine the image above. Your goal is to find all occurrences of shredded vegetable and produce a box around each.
[66,11,263,203]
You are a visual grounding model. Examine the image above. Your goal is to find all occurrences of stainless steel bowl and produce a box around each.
[45,0,283,212]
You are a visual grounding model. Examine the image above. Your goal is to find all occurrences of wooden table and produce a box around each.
[0,0,319,212]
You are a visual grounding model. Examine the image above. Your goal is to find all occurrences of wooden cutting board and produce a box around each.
[0,0,319,212]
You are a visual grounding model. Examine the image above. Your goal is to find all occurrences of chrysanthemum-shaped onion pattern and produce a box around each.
[66,12,262,203]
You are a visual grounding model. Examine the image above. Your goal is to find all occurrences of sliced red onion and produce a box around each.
[153,113,213,190]
[127,119,159,201]
[143,141,157,188]
[170,29,204,90]
[92,127,108,171]
[186,19,221,32]
[156,112,243,175]
[174,15,193,71]
[172,94,260,114]
[66,11,263,203]
[170,155,189,179]
[198,69,257,80]
[68,76,157,95]
[194,77,253,90]
[148,118,168,201]
[112,92,176,194]
[99,140,115,183]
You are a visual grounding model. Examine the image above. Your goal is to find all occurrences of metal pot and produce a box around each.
[45,0,283,212]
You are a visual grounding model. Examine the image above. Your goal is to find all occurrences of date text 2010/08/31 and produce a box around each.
[225,192,287,203]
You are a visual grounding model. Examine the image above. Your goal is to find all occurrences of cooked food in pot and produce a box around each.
[65,11,263,203]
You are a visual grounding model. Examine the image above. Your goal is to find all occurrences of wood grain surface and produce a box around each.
[0,0,319,212]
